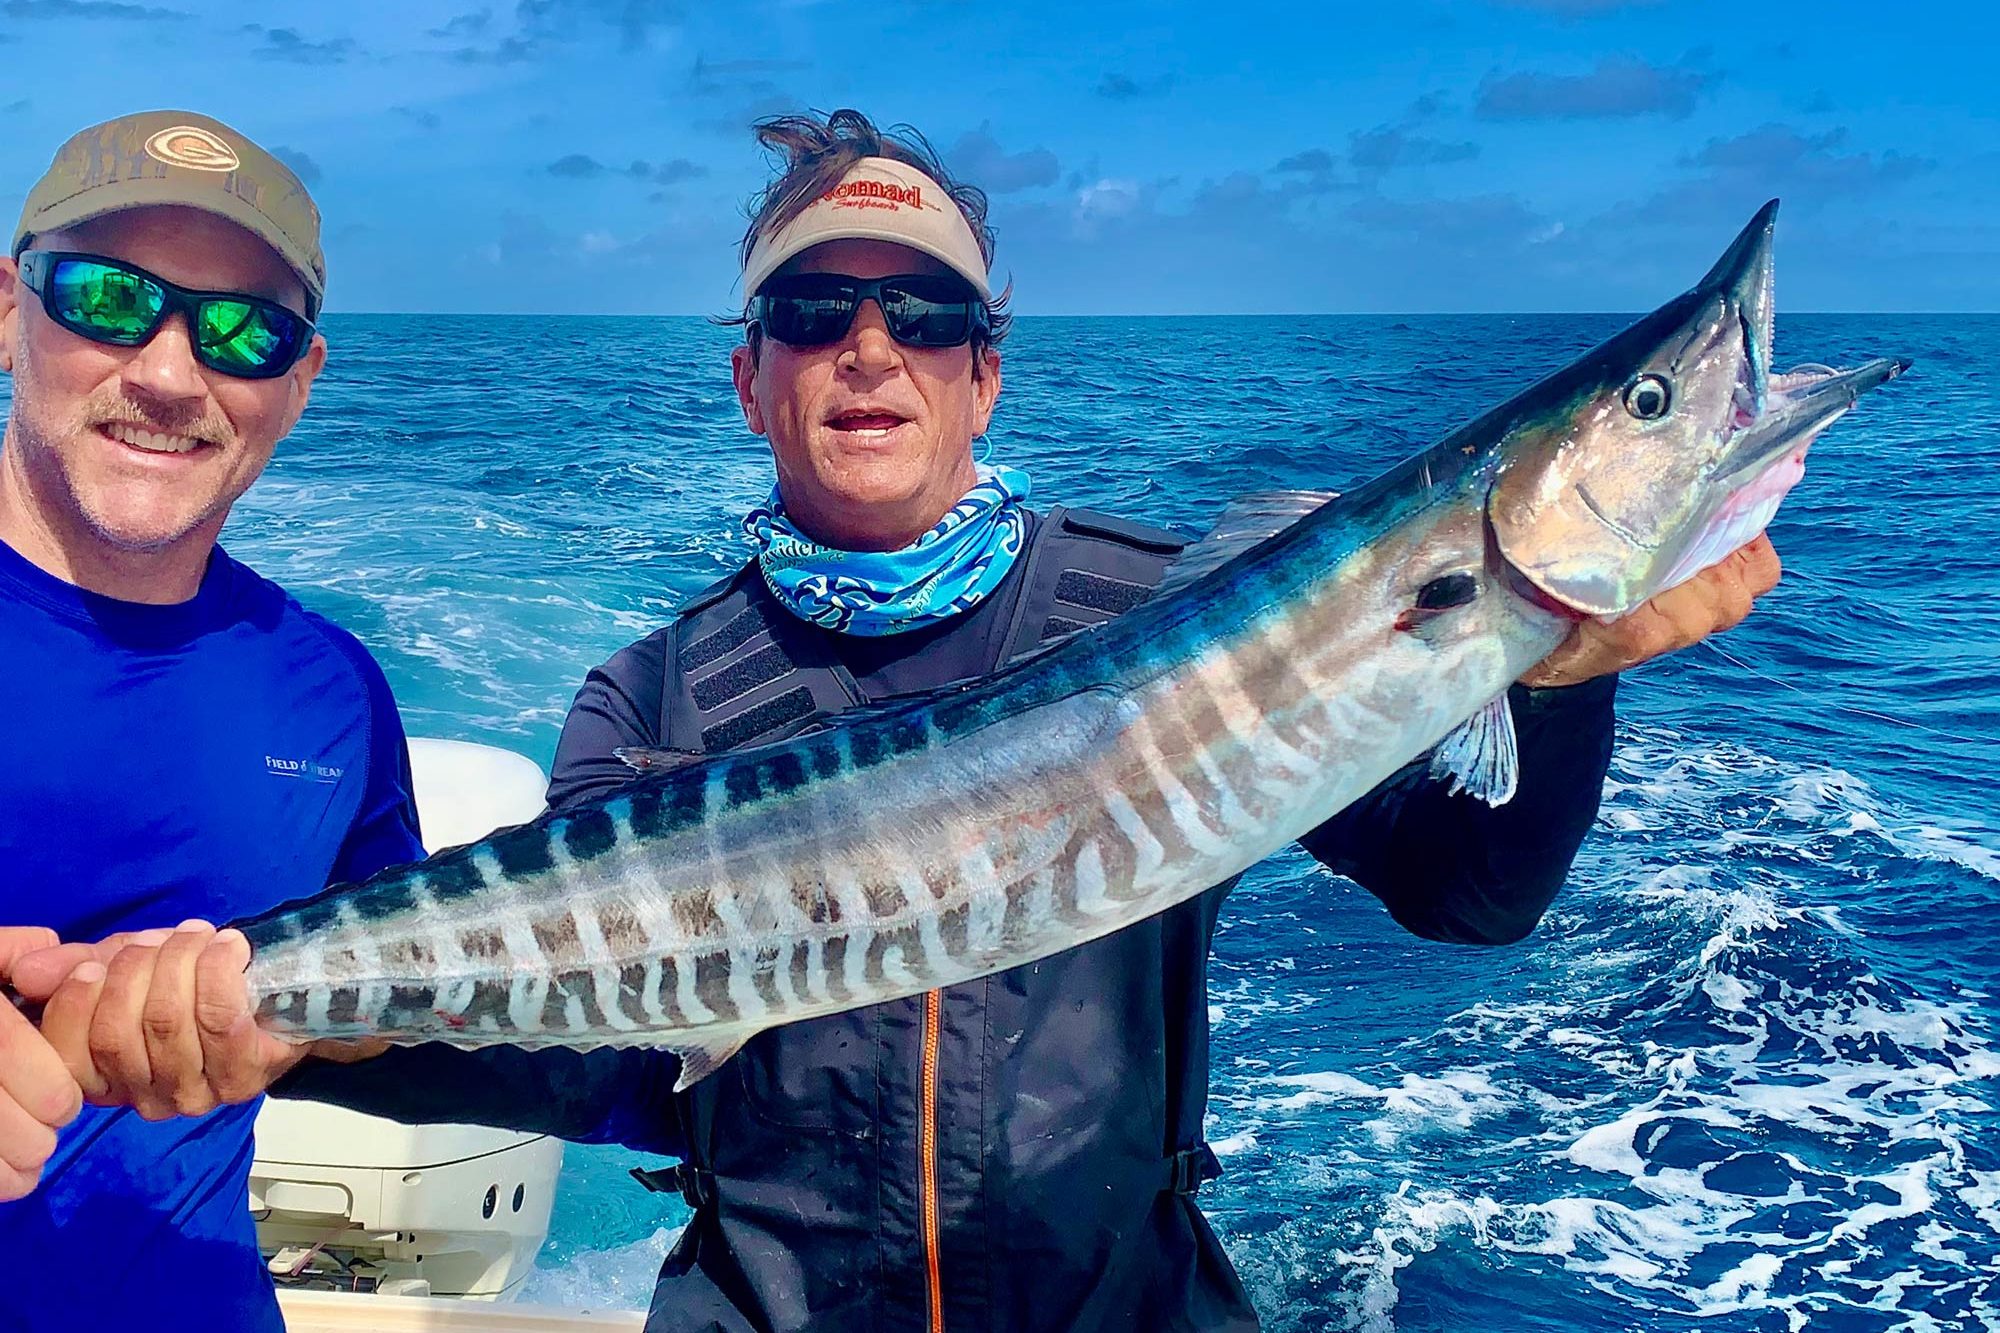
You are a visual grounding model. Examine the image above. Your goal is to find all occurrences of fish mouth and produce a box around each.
[1694,201,1907,498]
[1716,356,1910,483]
[1651,355,1911,596]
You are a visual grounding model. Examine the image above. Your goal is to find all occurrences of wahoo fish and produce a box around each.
[229,200,1906,1089]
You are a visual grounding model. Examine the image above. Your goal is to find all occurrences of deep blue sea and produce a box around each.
[33,313,2000,1329]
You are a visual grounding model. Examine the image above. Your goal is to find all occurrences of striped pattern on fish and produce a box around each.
[244,491,1562,1063]
[234,200,1910,1088]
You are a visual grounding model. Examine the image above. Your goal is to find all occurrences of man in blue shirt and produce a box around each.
[0,112,424,1331]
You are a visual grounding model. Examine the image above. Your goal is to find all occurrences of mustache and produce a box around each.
[84,395,232,446]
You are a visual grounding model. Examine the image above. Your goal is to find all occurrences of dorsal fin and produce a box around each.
[615,745,702,774]
[1149,490,1339,601]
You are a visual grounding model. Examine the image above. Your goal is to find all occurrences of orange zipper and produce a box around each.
[921,987,944,1333]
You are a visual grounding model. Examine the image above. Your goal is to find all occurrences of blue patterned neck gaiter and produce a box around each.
[744,465,1032,636]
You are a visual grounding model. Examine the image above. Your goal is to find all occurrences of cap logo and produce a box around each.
[823,179,929,212]
[144,126,241,173]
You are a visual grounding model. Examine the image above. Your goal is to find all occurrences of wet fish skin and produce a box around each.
[232,201,1906,1090]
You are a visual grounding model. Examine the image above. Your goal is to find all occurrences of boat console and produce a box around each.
[251,738,563,1301]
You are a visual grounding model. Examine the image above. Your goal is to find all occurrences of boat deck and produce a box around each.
[279,1291,644,1332]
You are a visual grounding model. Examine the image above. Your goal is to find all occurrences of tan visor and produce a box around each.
[741,156,991,302]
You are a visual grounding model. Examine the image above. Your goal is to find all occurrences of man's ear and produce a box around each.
[276,333,329,436]
[971,342,1002,436]
[731,340,767,436]
[0,256,22,376]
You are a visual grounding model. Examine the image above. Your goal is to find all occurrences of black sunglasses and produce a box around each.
[16,250,315,380]
[751,273,988,349]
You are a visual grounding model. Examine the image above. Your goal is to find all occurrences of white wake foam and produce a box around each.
[516,1226,680,1309]
[1206,725,2000,1331]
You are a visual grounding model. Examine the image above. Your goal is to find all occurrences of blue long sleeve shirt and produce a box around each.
[0,537,424,1333]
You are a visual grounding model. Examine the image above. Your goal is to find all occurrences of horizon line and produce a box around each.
[320,309,2000,319]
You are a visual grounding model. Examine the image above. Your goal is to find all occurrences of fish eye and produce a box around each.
[1624,374,1672,420]
[1415,571,1480,611]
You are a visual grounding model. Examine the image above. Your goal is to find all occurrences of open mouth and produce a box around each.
[1660,356,1909,595]
[99,422,212,456]
[826,409,912,438]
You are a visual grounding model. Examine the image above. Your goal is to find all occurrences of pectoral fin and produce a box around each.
[1427,695,1518,806]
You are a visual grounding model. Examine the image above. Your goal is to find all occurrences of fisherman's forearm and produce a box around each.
[272,1043,687,1153]
[1300,675,1617,944]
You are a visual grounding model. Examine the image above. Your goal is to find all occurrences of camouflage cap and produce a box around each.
[12,110,325,317]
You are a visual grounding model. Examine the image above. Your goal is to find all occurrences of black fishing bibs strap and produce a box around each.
[1002,507,1186,659]
[660,562,868,758]
[659,507,1191,758]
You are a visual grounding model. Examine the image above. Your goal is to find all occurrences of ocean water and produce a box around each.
[16,313,1999,1329]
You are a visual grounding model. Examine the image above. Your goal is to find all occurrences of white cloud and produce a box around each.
[1076,178,1144,220]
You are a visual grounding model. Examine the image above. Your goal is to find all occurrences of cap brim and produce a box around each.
[743,224,992,303]
[19,178,324,318]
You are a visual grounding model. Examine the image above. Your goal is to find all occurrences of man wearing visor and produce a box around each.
[42,110,1780,1330]
[0,112,423,1332]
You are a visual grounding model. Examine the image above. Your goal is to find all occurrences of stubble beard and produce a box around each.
[6,344,240,557]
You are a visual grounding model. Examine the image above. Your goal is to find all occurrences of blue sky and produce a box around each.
[1,0,1993,313]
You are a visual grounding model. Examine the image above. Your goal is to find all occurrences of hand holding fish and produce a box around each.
[0,927,83,1201]
[9,924,380,1122]
[1519,534,1784,688]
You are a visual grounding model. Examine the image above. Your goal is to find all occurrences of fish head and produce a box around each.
[1486,199,1905,617]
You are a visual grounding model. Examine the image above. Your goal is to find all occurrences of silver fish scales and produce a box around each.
[236,202,1908,1089]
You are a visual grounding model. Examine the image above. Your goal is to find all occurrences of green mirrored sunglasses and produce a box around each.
[16,250,315,380]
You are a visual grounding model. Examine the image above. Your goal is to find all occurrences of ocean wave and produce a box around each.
[1196,723,2000,1330]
